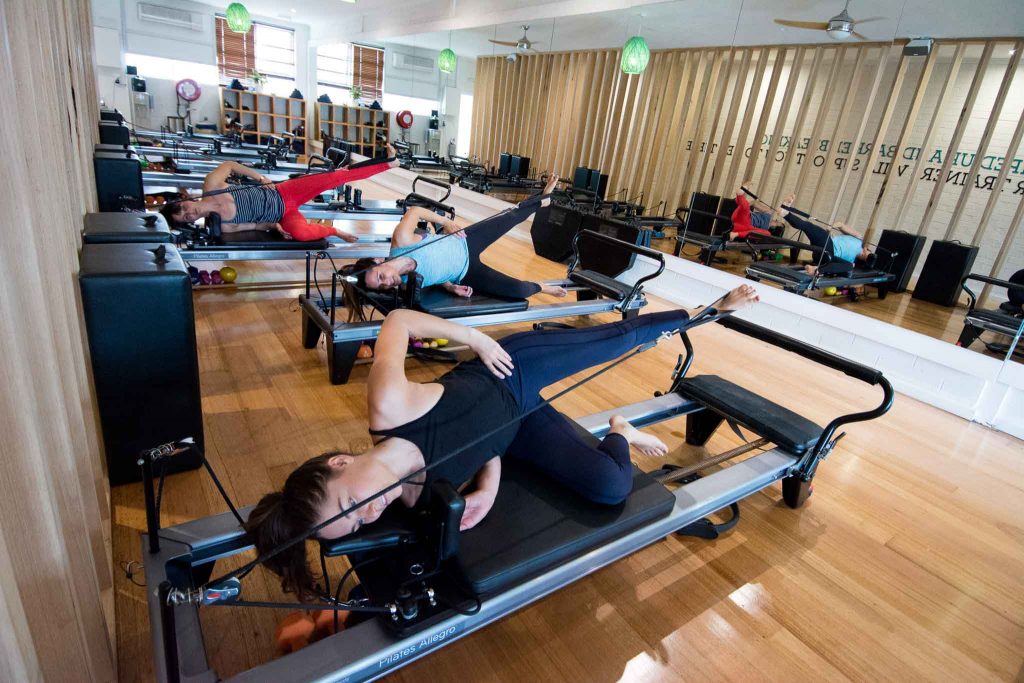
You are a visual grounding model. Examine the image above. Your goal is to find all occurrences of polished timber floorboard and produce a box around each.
[112,199,1023,683]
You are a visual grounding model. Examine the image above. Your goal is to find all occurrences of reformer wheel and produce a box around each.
[782,475,813,509]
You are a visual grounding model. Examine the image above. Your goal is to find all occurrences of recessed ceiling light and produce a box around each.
[1010,48,1017,55]
[290,8,296,12]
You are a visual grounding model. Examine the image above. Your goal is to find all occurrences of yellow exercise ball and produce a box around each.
[824,286,838,296]
[219,266,238,283]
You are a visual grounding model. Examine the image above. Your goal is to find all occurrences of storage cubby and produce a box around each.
[314,103,391,157]
[220,87,307,155]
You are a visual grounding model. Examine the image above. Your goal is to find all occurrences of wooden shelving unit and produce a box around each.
[315,103,391,157]
[220,88,307,155]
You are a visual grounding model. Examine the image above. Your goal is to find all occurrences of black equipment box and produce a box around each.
[79,242,204,484]
[912,240,979,306]
[99,120,130,146]
[94,151,144,212]
[876,229,926,293]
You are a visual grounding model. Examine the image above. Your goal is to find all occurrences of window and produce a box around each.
[215,17,295,96]
[215,16,254,80]
[124,53,219,85]
[317,43,385,103]
[353,45,384,101]
[457,94,473,157]
[254,24,295,80]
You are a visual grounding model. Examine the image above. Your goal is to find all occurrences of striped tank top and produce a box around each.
[227,185,285,224]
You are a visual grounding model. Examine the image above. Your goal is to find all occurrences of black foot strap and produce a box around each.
[676,503,740,540]
[653,468,742,539]
[533,321,576,331]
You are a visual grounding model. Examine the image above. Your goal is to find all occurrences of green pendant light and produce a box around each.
[438,48,457,74]
[225,3,252,33]
[620,35,650,74]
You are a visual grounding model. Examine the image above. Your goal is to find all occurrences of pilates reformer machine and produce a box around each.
[171,177,458,262]
[300,226,664,384]
[744,250,898,299]
[956,271,1024,360]
[392,140,457,173]
[141,309,894,683]
[672,191,805,264]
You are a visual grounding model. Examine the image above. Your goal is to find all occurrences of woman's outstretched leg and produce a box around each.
[499,285,759,410]
[464,175,559,256]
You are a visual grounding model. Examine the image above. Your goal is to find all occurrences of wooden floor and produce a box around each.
[112,196,1024,682]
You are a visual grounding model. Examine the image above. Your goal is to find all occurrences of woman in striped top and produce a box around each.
[161,146,398,242]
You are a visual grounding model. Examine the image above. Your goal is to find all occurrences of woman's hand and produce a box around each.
[460,489,496,531]
[469,329,514,379]
[259,175,273,186]
[335,229,359,243]
[441,220,465,238]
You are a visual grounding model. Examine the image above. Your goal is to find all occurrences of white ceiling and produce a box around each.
[204,0,1024,53]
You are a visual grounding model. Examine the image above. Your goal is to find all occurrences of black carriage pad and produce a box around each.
[415,287,528,318]
[749,262,813,284]
[969,308,1024,330]
[218,230,330,250]
[453,458,675,597]
[674,375,823,455]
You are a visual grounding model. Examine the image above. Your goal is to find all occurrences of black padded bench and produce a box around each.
[319,451,675,602]
[455,457,674,596]
[83,212,173,244]
[675,375,823,455]
[217,229,330,251]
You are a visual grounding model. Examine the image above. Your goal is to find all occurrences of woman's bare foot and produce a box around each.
[609,416,668,457]
[543,173,559,195]
[719,284,760,311]
[540,283,567,297]
[781,192,796,208]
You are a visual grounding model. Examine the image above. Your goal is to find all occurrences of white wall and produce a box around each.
[376,42,476,156]
[91,0,313,133]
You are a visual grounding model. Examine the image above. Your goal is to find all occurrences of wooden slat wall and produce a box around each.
[0,1,114,681]
[471,38,1024,282]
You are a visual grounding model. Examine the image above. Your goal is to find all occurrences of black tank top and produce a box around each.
[369,360,521,488]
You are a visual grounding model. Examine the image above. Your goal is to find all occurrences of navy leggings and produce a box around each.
[461,194,546,299]
[784,212,833,254]
[499,309,690,504]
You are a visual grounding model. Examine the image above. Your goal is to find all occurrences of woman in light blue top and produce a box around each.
[778,192,872,274]
[359,175,566,300]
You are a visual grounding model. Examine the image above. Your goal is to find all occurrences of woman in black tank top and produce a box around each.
[245,287,760,598]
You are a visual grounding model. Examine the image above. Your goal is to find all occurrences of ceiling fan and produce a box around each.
[774,1,882,40]
[489,25,542,52]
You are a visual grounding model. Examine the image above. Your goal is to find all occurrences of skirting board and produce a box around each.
[366,168,1024,441]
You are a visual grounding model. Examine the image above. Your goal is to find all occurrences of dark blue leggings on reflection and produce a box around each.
[499,309,690,504]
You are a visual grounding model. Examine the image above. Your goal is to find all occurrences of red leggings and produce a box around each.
[276,161,390,241]
[730,194,771,239]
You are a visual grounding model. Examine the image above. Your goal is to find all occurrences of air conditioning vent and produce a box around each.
[137,3,203,31]
[393,52,435,73]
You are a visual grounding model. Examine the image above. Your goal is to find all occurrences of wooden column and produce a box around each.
[949,41,1023,242]
[917,41,995,237]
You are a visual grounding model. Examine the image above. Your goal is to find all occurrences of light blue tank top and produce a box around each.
[831,235,863,263]
[390,234,470,287]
